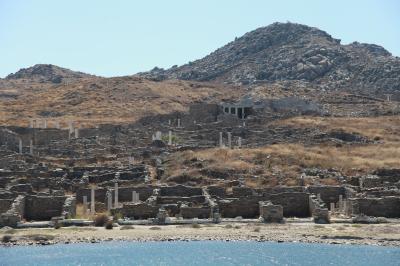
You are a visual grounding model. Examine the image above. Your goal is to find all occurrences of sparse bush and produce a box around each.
[234,225,241,229]
[54,221,61,229]
[105,220,113,230]
[94,213,109,227]
[225,224,233,229]
[113,212,123,222]
[1,235,12,243]
[191,223,201,229]
[149,226,161,230]
[253,227,261,232]
[120,225,135,230]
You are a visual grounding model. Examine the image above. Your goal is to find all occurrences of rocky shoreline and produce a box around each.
[1,222,399,248]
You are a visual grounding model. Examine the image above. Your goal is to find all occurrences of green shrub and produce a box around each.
[149,226,161,230]
[225,224,233,229]
[120,225,135,230]
[105,221,113,230]
[191,223,201,229]
[1,235,12,243]
[94,213,109,227]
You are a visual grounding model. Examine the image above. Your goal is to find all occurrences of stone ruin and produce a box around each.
[0,101,399,227]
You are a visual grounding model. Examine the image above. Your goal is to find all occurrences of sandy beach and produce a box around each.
[1,221,400,247]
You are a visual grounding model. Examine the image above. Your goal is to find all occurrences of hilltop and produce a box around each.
[141,22,400,98]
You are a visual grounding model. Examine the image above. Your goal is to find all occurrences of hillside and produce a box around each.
[0,73,240,127]
[140,22,400,98]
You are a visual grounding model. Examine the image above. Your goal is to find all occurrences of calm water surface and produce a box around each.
[0,241,399,266]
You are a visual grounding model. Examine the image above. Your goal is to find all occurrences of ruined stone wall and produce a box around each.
[188,103,219,122]
[24,195,66,220]
[307,186,345,204]
[113,203,158,219]
[350,197,400,218]
[117,186,154,202]
[76,188,107,203]
[0,199,13,213]
[232,187,254,197]
[218,198,261,218]
[159,185,202,197]
[207,186,226,198]
[269,192,310,217]
[180,206,211,219]
[62,196,76,218]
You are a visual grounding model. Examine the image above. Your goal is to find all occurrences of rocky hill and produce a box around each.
[140,22,400,98]
[5,64,93,84]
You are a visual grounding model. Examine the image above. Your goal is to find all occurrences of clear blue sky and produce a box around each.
[1,0,399,78]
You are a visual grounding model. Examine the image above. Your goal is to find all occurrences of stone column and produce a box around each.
[68,121,74,135]
[219,132,223,148]
[107,191,112,212]
[227,132,232,149]
[168,119,171,126]
[29,119,34,128]
[168,131,172,145]
[29,140,33,155]
[44,119,47,129]
[330,202,335,213]
[338,195,343,212]
[155,131,162,140]
[114,182,119,208]
[83,196,88,215]
[55,121,60,129]
[74,128,79,138]
[238,137,242,149]
[177,119,181,128]
[90,188,95,214]
[19,139,23,154]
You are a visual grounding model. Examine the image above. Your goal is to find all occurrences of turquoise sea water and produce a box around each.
[0,241,399,266]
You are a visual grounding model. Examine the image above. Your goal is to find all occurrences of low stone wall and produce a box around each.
[113,203,158,219]
[349,197,400,218]
[156,195,206,205]
[180,206,211,219]
[24,195,66,220]
[160,185,202,197]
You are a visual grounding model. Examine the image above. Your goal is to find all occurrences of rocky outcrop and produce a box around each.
[6,64,92,83]
[140,22,400,97]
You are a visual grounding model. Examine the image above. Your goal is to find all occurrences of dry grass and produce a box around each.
[0,77,240,127]
[165,116,400,186]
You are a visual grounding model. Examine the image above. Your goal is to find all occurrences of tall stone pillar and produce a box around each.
[29,140,33,155]
[114,182,119,208]
[44,119,47,129]
[106,191,112,212]
[19,139,23,154]
[29,119,34,128]
[228,132,232,149]
[238,137,242,149]
[177,119,181,128]
[83,196,88,215]
[74,128,79,138]
[168,131,172,145]
[90,188,95,214]
[219,132,223,148]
